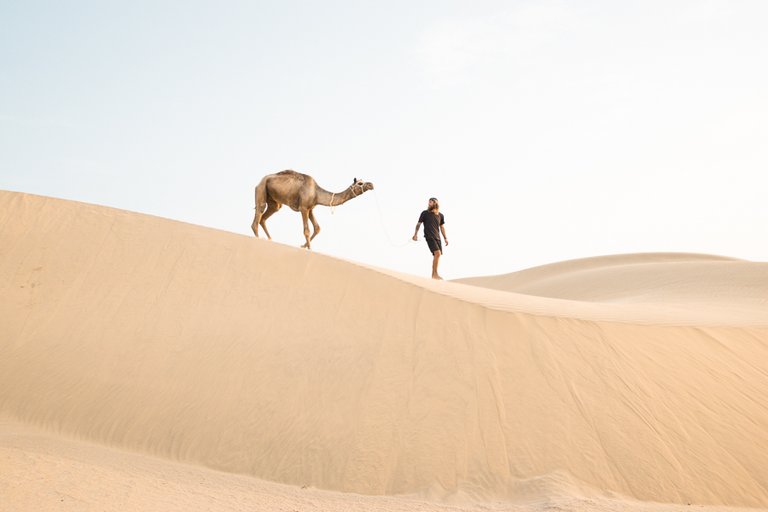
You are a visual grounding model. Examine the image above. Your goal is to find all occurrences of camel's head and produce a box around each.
[351,177,374,195]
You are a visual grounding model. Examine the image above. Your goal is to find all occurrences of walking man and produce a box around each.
[412,197,448,280]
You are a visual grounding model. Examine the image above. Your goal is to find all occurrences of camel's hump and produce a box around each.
[276,170,304,178]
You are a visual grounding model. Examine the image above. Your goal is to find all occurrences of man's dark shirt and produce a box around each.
[418,210,445,240]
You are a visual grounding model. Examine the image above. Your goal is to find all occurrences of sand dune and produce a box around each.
[1,190,768,510]
[455,252,765,304]
[452,253,768,326]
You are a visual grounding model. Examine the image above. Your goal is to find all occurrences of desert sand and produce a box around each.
[1,190,767,511]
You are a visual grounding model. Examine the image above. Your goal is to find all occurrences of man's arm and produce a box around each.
[412,221,422,241]
[440,224,448,245]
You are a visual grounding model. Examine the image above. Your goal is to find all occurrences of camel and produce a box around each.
[251,170,374,249]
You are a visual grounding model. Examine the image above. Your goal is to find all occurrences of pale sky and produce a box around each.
[2,0,767,279]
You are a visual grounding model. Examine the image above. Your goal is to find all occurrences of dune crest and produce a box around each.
[1,190,768,507]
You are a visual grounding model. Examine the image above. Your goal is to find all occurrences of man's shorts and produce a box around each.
[426,237,442,255]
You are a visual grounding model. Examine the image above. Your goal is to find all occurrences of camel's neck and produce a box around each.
[316,186,357,207]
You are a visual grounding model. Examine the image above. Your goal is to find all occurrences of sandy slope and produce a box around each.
[4,420,764,512]
[1,190,768,510]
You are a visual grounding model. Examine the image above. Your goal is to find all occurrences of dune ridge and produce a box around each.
[1,190,768,507]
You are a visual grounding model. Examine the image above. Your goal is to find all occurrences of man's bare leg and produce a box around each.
[432,250,442,280]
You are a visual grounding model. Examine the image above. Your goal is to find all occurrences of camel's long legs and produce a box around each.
[259,199,280,240]
[251,209,264,237]
[300,209,311,249]
[308,209,321,243]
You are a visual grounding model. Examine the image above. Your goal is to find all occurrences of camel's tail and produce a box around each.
[254,176,268,213]
[251,176,270,237]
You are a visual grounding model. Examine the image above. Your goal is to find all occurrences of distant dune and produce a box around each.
[455,252,758,301]
[1,190,767,510]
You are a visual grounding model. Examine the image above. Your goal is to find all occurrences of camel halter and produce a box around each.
[330,182,365,214]
[349,181,365,198]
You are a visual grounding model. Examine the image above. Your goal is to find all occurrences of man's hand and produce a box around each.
[412,234,418,241]
[444,239,449,246]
